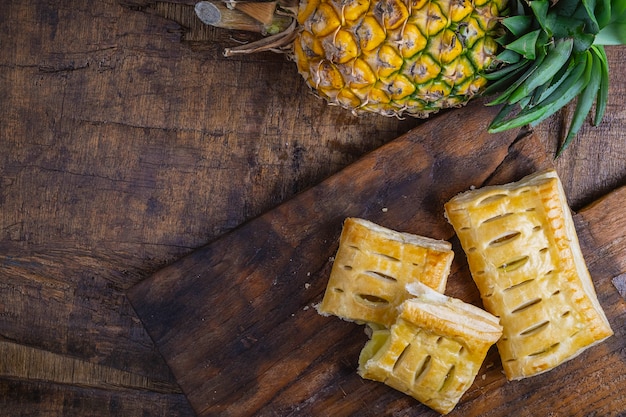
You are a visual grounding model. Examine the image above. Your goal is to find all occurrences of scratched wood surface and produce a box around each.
[1,0,625,416]
[128,125,626,417]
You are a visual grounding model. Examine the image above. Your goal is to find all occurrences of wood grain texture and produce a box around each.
[0,377,192,417]
[1,0,625,415]
[130,136,626,416]
[130,118,626,416]
[0,0,419,415]
[131,103,519,415]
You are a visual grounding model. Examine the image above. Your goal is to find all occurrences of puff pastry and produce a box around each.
[444,169,613,380]
[358,282,502,415]
[317,218,454,327]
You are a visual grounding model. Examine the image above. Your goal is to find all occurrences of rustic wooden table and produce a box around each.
[1,1,625,416]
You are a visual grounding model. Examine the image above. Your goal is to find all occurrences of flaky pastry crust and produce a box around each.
[444,169,613,380]
[358,283,502,414]
[317,218,454,327]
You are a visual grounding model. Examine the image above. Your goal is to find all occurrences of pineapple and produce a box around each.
[196,0,626,152]
[290,0,507,118]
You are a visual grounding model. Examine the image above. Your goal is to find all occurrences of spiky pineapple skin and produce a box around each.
[292,0,508,117]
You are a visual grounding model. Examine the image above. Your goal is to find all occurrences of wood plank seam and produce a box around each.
[0,341,183,395]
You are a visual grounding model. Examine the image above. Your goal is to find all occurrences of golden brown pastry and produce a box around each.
[358,282,503,415]
[317,218,454,327]
[444,169,613,380]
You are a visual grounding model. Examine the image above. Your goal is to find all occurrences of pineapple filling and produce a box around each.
[358,328,391,368]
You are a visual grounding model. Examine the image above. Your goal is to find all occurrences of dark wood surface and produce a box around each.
[128,118,626,416]
[1,0,625,416]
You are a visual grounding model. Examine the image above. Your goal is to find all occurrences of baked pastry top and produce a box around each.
[444,169,613,380]
[358,282,503,415]
[317,218,454,327]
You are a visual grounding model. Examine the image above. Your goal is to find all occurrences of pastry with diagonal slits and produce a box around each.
[317,218,454,327]
[444,169,613,380]
[358,282,502,415]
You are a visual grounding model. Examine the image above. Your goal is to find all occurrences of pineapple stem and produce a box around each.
[223,19,298,56]
[195,1,266,32]
[195,1,298,55]
[195,1,296,35]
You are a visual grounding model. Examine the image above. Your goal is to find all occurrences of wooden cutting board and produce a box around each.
[128,102,626,417]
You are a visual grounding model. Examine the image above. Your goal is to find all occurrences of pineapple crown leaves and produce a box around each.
[484,0,626,156]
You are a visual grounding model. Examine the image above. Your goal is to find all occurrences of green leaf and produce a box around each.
[530,0,551,35]
[595,0,612,28]
[495,34,509,47]
[610,0,626,23]
[487,53,547,105]
[483,58,529,80]
[495,48,523,64]
[530,81,551,106]
[592,0,626,44]
[558,51,600,155]
[490,103,519,127]
[545,14,597,51]
[552,0,582,17]
[575,0,600,34]
[510,0,529,17]
[488,57,588,133]
[572,32,598,52]
[502,15,534,36]
[592,45,610,125]
[517,95,533,110]
[482,63,530,96]
[507,38,574,104]
[532,58,574,104]
[595,22,626,44]
[505,29,542,59]
[545,14,583,37]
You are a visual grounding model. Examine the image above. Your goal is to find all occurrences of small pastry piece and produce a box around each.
[318,218,454,327]
[444,169,613,380]
[358,282,503,415]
